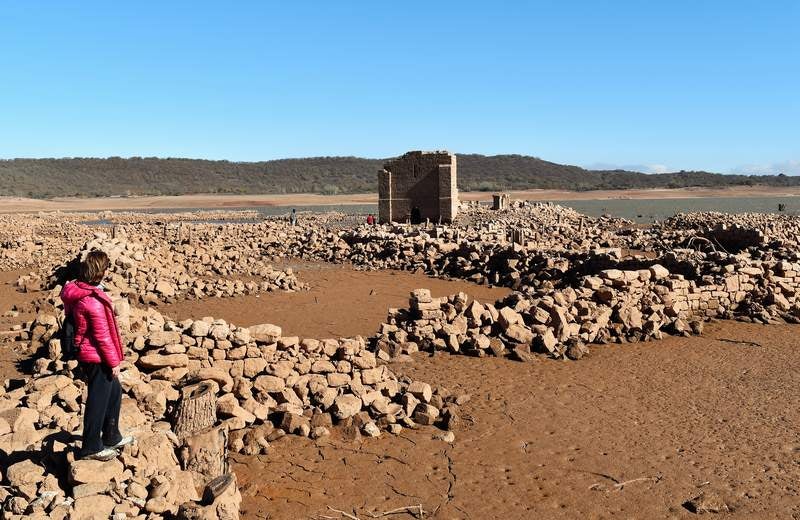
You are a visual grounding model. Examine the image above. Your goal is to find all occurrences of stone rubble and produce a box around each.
[1,300,457,518]
[5,205,800,517]
[22,233,307,305]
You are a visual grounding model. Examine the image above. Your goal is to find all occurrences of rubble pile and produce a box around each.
[657,212,800,252]
[87,209,263,225]
[39,234,307,305]
[374,252,800,362]
[0,358,241,519]
[0,299,455,518]
[373,267,700,362]
[455,199,630,235]
[0,215,94,271]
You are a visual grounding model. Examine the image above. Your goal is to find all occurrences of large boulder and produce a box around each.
[248,323,281,343]
[331,394,362,420]
[6,459,45,488]
[72,494,116,520]
[253,375,285,394]
[69,458,125,485]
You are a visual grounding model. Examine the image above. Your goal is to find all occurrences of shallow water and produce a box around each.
[550,196,800,222]
[250,198,799,223]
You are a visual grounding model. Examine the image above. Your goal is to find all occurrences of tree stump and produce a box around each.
[174,382,227,492]
[179,425,229,492]
[174,382,217,439]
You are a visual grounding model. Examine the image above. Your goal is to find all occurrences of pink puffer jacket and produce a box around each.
[60,281,124,368]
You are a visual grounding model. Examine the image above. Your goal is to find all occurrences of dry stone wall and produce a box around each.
[0,296,458,518]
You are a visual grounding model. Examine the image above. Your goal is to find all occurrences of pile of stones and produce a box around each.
[375,250,800,363]
[0,215,94,271]
[34,234,307,305]
[0,371,231,520]
[0,295,455,518]
[373,265,703,363]
[90,209,263,225]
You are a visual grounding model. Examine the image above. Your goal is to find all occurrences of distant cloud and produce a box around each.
[644,164,670,174]
[729,160,800,176]
[585,162,672,174]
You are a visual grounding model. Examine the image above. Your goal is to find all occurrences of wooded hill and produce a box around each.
[1,154,797,198]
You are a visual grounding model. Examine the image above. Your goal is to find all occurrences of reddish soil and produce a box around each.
[159,263,511,338]
[235,321,800,520]
[0,269,39,380]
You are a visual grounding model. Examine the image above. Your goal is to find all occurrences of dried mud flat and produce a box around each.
[234,319,800,520]
[159,263,511,338]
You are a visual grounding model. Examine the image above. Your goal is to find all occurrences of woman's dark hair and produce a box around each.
[78,250,110,285]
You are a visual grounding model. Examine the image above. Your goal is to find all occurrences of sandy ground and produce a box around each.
[4,186,800,213]
[4,265,800,518]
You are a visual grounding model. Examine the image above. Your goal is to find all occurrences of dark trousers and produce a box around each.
[80,362,123,455]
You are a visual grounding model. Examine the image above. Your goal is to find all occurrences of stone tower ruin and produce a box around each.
[378,151,458,224]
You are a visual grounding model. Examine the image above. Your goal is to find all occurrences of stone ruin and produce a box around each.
[492,193,509,211]
[8,206,800,517]
[378,151,458,224]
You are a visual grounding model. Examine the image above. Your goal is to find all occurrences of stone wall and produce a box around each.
[378,151,458,224]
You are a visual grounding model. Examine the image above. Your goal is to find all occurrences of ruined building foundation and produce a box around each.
[378,151,458,224]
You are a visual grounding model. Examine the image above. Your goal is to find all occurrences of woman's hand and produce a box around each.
[111,365,121,379]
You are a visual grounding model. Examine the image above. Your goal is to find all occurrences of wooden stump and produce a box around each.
[174,382,217,440]
[179,425,229,492]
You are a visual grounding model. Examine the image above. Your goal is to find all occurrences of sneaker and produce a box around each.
[105,436,135,450]
[82,448,119,461]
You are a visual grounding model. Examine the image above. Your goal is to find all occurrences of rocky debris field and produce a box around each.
[3,203,800,518]
[15,230,306,305]
[0,290,464,519]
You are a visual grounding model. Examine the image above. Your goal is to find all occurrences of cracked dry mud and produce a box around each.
[234,319,800,519]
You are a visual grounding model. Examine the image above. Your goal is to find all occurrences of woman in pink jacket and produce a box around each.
[61,250,133,460]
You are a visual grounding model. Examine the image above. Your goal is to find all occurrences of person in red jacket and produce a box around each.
[61,250,133,460]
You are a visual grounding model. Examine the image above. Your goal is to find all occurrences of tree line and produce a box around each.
[1,154,797,198]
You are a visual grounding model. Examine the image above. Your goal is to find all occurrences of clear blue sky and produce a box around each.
[1,1,797,174]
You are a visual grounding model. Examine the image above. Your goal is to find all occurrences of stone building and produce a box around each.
[378,151,458,224]
[492,193,510,210]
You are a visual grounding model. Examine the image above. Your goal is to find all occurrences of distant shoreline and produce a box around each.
[2,186,800,213]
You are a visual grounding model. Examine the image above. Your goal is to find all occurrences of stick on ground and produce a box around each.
[327,506,361,520]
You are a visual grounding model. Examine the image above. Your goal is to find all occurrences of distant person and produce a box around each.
[290,208,297,226]
[410,206,422,225]
[61,251,133,461]
[366,214,375,225]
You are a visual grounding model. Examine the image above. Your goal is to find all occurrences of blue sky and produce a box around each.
[1,1,797,174]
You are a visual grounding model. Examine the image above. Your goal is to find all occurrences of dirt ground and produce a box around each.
[235,321,800,520]
[160,263,511,338]
[0,269,40,380]
[4,185,800,212]
[3,265,800,518]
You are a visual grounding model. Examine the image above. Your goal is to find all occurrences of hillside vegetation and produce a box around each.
[1,154,797,198]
